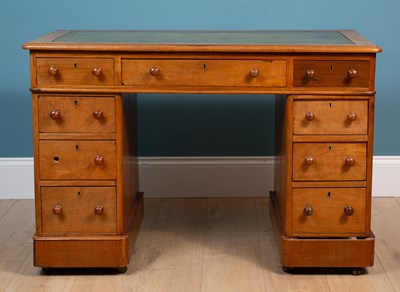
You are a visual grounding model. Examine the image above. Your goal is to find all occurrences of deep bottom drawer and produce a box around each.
[292,188,367,237]
[41,186,117,234]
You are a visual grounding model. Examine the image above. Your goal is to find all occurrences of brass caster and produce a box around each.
[42,267,51,274]
[282,266,295,273]
[116,266,128,273]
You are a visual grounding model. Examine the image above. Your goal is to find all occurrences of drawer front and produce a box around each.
[292,188,366,236]
[293,99,368,135]
[293,60,370,88]
[36,57,114,86]
[293,143,367,181]
[41,186,116,234]
[38,96,116,133]
[39,140,116,180]
[121,59,287,87]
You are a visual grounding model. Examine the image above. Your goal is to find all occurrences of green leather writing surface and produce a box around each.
[54,31,353,45]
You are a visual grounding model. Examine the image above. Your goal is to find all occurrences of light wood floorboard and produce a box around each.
[1,197,399,292]
[369,198,400,291]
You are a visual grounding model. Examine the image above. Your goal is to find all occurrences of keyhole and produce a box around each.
[328,192,331,198]
[74,100,78,107]
[328,145,333,151]
[77,191,81,198]
[328,102,332,108]
[53,156,60,163]
[74,63,78,68]
[75,144,79,151]
[330,65,334,71]
[203,64,207,70]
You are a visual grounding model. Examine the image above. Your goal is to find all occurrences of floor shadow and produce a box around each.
[40,267,127,276]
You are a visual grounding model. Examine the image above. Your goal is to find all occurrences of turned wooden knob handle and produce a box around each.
[149,67,160,76]
[344,205,354,216]
[305,156,314,166]
[93,110,104,120]
[306,69,315,78]
[305,112,315,121]
[49,109,61,120]
[53,204,63,215]
[348,68,357,79]
[48,66,59,76]
[94,205,104,215]
[94,155,104,166]
[92,67,102,76]
[347,112,357,121]
[304,206,313,216]
[250,68,259,77]
[345,156,355,166]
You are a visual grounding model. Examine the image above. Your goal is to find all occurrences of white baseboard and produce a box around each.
[0,156,399,199]
[0,158,34,199]
[139,156,274,197]
[371,156,400,197]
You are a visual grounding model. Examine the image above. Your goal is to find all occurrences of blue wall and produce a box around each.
[0,0,398,157]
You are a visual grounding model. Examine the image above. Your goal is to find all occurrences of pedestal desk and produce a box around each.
[23,30,381,272]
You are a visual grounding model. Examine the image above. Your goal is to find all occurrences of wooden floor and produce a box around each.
[1,197,399,292]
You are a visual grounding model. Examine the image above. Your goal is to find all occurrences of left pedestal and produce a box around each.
[32,94,142,270]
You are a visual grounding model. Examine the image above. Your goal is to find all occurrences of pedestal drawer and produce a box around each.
[121,59,287,87]
[293,143,367,181]
[41,186,116,234]
[38,96,116,133]
[293,99,368,135]
[292,188,367,236]
[37,57,114,86]
[39,140,116,180]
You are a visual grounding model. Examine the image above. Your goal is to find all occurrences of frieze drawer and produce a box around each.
[36,57,114,86]
[293,60,370,88]
[121,59,287,88]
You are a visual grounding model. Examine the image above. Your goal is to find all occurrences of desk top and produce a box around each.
[23,30,381,53]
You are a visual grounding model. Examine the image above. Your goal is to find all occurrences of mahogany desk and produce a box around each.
[23,30,381,273]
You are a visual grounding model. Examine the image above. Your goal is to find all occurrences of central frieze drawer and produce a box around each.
[38,96,116,133]
[293,99,368,135]
[39,140,116,180]
[36,57,114,86]
[121,59,287,87]
[292,188,366,236]
[41,186,117,234]
[293,143,367,181]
